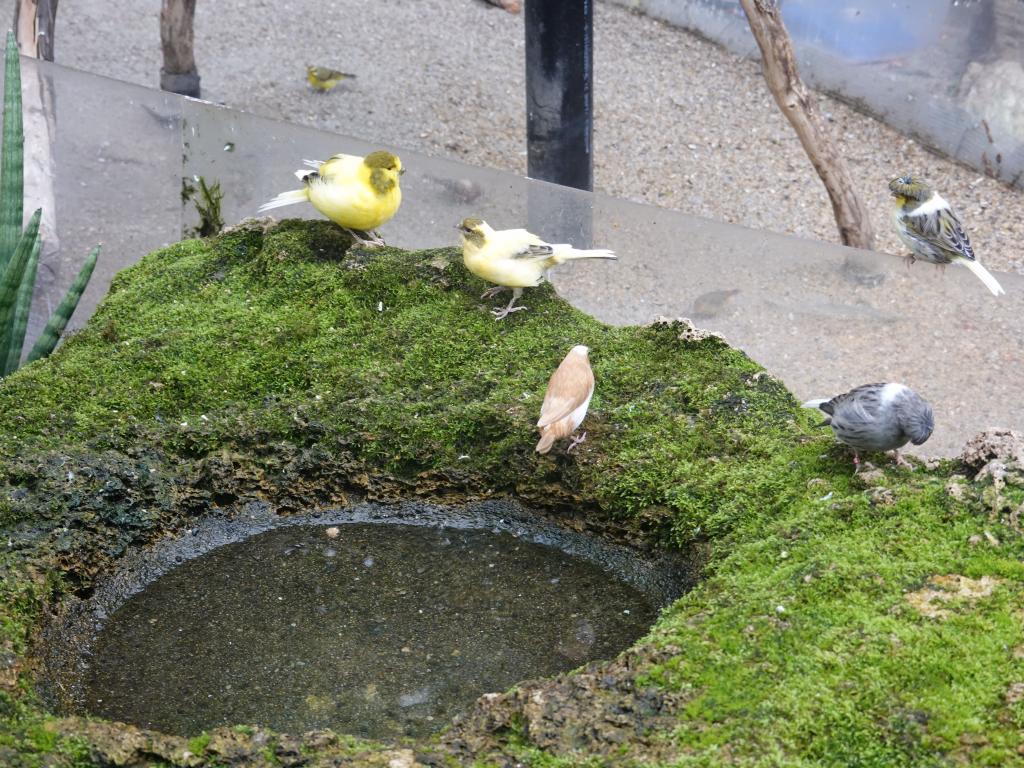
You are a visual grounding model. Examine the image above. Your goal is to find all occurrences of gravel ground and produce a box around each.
[55,0,1024,275]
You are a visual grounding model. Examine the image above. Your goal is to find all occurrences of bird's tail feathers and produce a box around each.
[552,246,617,264]
[535,431,555,454]
[257,189,309,213]
[801,399,833,428]
[960,258,1005,296]
[302,159,324,170]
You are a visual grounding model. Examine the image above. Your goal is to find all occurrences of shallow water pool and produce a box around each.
[82,522,658,739]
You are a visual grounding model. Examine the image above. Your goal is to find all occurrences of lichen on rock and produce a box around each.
[0,219,1022,766]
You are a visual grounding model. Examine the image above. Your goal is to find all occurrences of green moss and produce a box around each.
[0,220,1021,766]
[188,731,211,755]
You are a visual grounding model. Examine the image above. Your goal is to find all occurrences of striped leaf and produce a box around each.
[27,245,99,364]
[0,208,40,374]
[3,224,41,374]
[0,31,24,275]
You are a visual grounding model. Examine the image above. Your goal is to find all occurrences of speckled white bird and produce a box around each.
[536,345,595,454]
[803,382,934,470]
[889,175,1004,296]
[457,218,616,320]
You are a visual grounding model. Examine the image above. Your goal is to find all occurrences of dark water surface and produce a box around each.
[83,523,658,739]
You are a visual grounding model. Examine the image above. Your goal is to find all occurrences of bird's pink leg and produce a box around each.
[481,286,506,299]
[890,450,914,470]
[566,431,587,453]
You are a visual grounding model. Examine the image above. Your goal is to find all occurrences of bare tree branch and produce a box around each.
[13,0,58,60]
[739,0,875,250]
[160,0,200,97]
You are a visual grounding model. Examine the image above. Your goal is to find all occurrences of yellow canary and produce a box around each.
[536,345,594,454]
[258,151,403,246]
[306,65,356,92]
[456,218,616,320]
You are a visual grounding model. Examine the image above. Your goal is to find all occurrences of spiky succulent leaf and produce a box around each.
[0,31,24,275]
[3,224,41,374]
[0,208,40,373]
[26,245,99,364]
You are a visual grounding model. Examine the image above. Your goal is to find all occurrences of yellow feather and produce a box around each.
[460,220,614,289]
[260,152,402,233]
[306,66,354,92]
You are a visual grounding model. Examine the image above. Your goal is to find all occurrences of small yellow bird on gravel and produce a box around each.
[456,218,616,320]
[306,65,356,92]
[259,151,403,246]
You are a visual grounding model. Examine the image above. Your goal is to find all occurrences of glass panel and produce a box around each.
[11,60,1024,457]
[15,59,183,347]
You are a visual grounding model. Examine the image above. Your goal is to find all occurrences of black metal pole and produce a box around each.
[524,0,593,191]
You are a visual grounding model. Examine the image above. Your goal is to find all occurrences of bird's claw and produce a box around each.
[346,228,386,248]
[566,431,587,453]
[890,451,914,471]
[491,305,528,321]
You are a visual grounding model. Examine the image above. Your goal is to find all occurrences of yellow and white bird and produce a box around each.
[536,345,595,454]
[457,218,617,320]
[259,151,403,246]
[889,174,1004,296]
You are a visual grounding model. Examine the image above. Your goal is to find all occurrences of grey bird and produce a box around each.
[803,382,934,470]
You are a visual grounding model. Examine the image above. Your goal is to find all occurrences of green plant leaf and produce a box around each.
[26,245,99,364]
[2,216,40,374]
[0,208,40,374]
[0,30,24,275]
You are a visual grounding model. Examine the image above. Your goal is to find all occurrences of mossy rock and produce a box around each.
[0,219,1022,767]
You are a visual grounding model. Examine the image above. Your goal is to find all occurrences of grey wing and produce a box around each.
[827,384,886,443]
[941,210,975,261]
[822,383,883,417]
[903,209,974,262]
[512,243,555,260]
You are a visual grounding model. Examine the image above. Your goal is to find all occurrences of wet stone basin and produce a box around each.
[80,522,661,739]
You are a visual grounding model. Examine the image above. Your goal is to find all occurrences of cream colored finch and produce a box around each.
[535,345,595,454]
[457,218,617,320]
